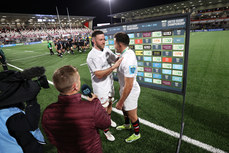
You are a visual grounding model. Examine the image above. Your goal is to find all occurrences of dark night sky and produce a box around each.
[1,0,184,25]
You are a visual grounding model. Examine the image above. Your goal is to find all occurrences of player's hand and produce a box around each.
[112,57,123,69]
[116,101,123,110]
[87,93,98,102]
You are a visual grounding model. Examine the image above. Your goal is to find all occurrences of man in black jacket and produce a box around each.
[0,67,48,153]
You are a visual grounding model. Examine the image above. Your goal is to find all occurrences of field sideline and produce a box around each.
[1,31,229,153]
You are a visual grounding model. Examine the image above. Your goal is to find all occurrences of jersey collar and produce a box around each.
[121,47,129,55]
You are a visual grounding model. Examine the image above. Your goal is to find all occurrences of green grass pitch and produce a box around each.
[1,30,229,153]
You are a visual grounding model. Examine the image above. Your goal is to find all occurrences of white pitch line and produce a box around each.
[6,63,227,153]
[10,53,49,61]
[80,63,87,66]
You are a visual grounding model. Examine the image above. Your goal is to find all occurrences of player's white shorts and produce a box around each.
[98,91,114,108]
[120,86,140,111]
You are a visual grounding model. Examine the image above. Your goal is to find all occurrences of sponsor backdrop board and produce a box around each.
[95,14,190,95]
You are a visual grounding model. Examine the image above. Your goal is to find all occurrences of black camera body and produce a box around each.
[0,67,49,108]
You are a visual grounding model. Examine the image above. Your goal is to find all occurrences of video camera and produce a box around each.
[0,67,49,108]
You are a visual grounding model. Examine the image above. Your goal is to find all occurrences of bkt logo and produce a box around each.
[83,88,90,94]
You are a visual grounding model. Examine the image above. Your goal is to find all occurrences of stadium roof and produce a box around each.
[0,13,95,26]
[109,0,229,21]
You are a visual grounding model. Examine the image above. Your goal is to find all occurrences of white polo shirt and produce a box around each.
[117,47,140,96]
[87,47,117,98]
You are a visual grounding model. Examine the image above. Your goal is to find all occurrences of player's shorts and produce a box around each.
[120,86,140,111]
[98,91,114,108]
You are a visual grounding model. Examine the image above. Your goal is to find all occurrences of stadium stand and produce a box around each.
[108,0,229,31]
[0,13,94,45]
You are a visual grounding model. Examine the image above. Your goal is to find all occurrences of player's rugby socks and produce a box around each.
[104,128,109,133]
[132,119,140,135]
[123,111,130,125]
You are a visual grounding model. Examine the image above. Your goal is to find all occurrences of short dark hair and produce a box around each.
[114,32,129,46]
[92,30,104,38]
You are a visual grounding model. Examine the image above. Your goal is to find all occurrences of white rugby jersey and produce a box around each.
[117,47,140,94]
[87,47,117,97]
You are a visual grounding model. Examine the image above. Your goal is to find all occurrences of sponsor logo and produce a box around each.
[162,31,172,36]
[173,64,183,70]
[172,70,183,76]
[109,35,113,39]
[152,31,162,37]
[172,58,183,63]
[137,72,144,76]
[144,72,152,77]
[162,63,172,69]
[173,37,185,43]
[129,45,135,50]
[143,45,151,50]
[136,56,143,61]
[162,38,173,43]
[162,80,171,86]
[137,62,144,66]
[161,20,167,27]
[153,57,161,62]
[135,51,143,55]
[162,69,172,75]
[162,75,171,80]
[162,57,172,63]
[144,78,152,83]
[144,51,152,56]
[137,67,144,72]
[163,51,172,56]
[135,33,142,38]
[172,76,182,82]
[153,74,162,79]
[172,82,182,88]
[137,76,144,81]
[108,40,114,45]
[143,32,152,37]
[152,38,161,44]
[143,39,152,44]
[109,45,115,50]
[129,39,135,45]
[153,68,162,73]
[173,45,184,50]
[128,33,135,38]
[144,67,152,72]
[129,65,136,74]
[173,51,184,57]
[135,39,143,44]
[162,45,172,50]
[153,51,161,56]
[144,56,152,61]
[144,62,152,67]
[135,45,143,50]
[152,44,161,50]
[153,63,162,68]
[153,79,162,84]
[174,29,185,35]
[168,19,185,27]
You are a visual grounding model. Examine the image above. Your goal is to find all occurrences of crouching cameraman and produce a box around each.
[0,67,49,153]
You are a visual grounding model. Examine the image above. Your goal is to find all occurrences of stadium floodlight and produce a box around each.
[105,0,113,24]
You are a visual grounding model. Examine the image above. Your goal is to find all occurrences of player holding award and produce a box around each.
[114,32,141,143]
[87,30,123,141]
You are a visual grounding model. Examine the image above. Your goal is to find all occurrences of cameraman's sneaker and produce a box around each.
[125,133,141,143]
[116,124,132,130]
[111,119,117,128]
[104,131,115,141]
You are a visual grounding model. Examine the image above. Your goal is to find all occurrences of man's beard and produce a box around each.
[97,44,104,51]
